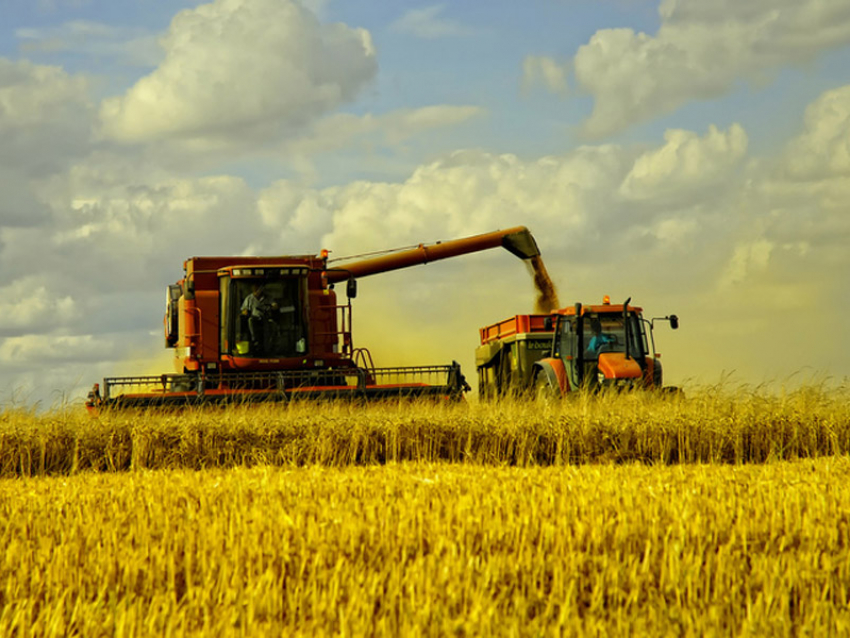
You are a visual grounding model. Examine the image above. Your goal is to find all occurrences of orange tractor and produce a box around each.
[86,227,540,410]
[476,297,679,398]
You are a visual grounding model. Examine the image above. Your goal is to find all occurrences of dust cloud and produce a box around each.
[528,255,560,313]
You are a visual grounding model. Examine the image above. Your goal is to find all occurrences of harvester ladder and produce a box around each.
[352,347,376,373]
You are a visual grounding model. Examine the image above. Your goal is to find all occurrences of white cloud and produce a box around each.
[16,20,163,68]
[0,58,94,229]
[572,0,850,137]
[290,106,483,153]
[0,334,102,365]
[0,277,78,335]
[620,124,748,204]
[277,105,485,172]
[99,0,377,148]
[0,58,91,140]
[255,132,743,271]
[0,171,51,228]
[390,5,475,39]
[40,167,260,290]
[33,0,92,11]
[246,92,850,384]
[521,55,569,95]
[718,239,774,288]
[781,85,850,181]
[257,181,335,252]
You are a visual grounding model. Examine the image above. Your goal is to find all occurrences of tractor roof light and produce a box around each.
[603,295,610,305]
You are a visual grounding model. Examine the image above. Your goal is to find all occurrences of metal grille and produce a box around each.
[100,364,463,402]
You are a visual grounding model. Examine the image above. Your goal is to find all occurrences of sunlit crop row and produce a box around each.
[2,384,849,476]
[2,459,849,637]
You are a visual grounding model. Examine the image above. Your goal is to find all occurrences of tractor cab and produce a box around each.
[553,304,650,390]
[560,311,648,362]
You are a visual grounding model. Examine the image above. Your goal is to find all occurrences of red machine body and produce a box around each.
[87,227,540,410]
[170,253,344,375]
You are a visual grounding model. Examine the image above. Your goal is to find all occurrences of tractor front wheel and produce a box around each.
[533,370,558,403]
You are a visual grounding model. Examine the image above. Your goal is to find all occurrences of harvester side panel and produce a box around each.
[196,290,220,365]
[309,286,346,357]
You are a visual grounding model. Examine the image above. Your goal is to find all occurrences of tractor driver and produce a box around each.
[241,284,277,355]
[586,317,617,357]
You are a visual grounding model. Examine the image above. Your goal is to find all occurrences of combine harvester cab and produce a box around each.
[87,227,540,411]
[476,297,679,398]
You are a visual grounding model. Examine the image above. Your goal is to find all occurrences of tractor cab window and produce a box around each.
[582,313,644,360]
[228,278,306,357]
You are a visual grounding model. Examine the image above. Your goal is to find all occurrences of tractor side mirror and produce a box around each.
[669,314,679,330]
[347,278,357,299]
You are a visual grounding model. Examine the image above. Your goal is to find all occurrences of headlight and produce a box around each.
[597,371,606,384]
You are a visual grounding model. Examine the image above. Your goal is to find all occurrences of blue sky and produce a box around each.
[2,0,850,406]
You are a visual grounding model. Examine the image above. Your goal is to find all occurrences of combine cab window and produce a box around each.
[225,277,307,358]
[581,313,644,360]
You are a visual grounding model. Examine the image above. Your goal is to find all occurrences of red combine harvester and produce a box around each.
[86,227,540,410]
[476,297,679,398]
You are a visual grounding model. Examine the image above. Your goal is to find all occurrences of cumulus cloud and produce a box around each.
[0,58,93,173]
[0,334,102,365]
[390,5,476,39]
[0,277,78,336]
[781,85,850,181]
[257,181,335,253]
[620,124,748,204]
[718,239,774,289]
[743,85,850,299]
[36,164,260,293]
[521,55,569,95]
[249,100,850,384]
[30,0,92,11]
[572,0,850,137]
[0,59,94,233]
[280,105,485,161]
[255,126,748,270]
[99,0,377,148]
[16,20,163,68]
[0,153,265,400]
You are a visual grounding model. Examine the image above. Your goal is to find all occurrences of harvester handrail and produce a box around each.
[310,302,353,357]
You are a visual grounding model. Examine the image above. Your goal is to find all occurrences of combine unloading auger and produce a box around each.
[324,226,539,282]
[86,227,540,411]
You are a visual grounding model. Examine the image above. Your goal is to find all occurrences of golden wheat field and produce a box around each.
[1,386,849,636]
